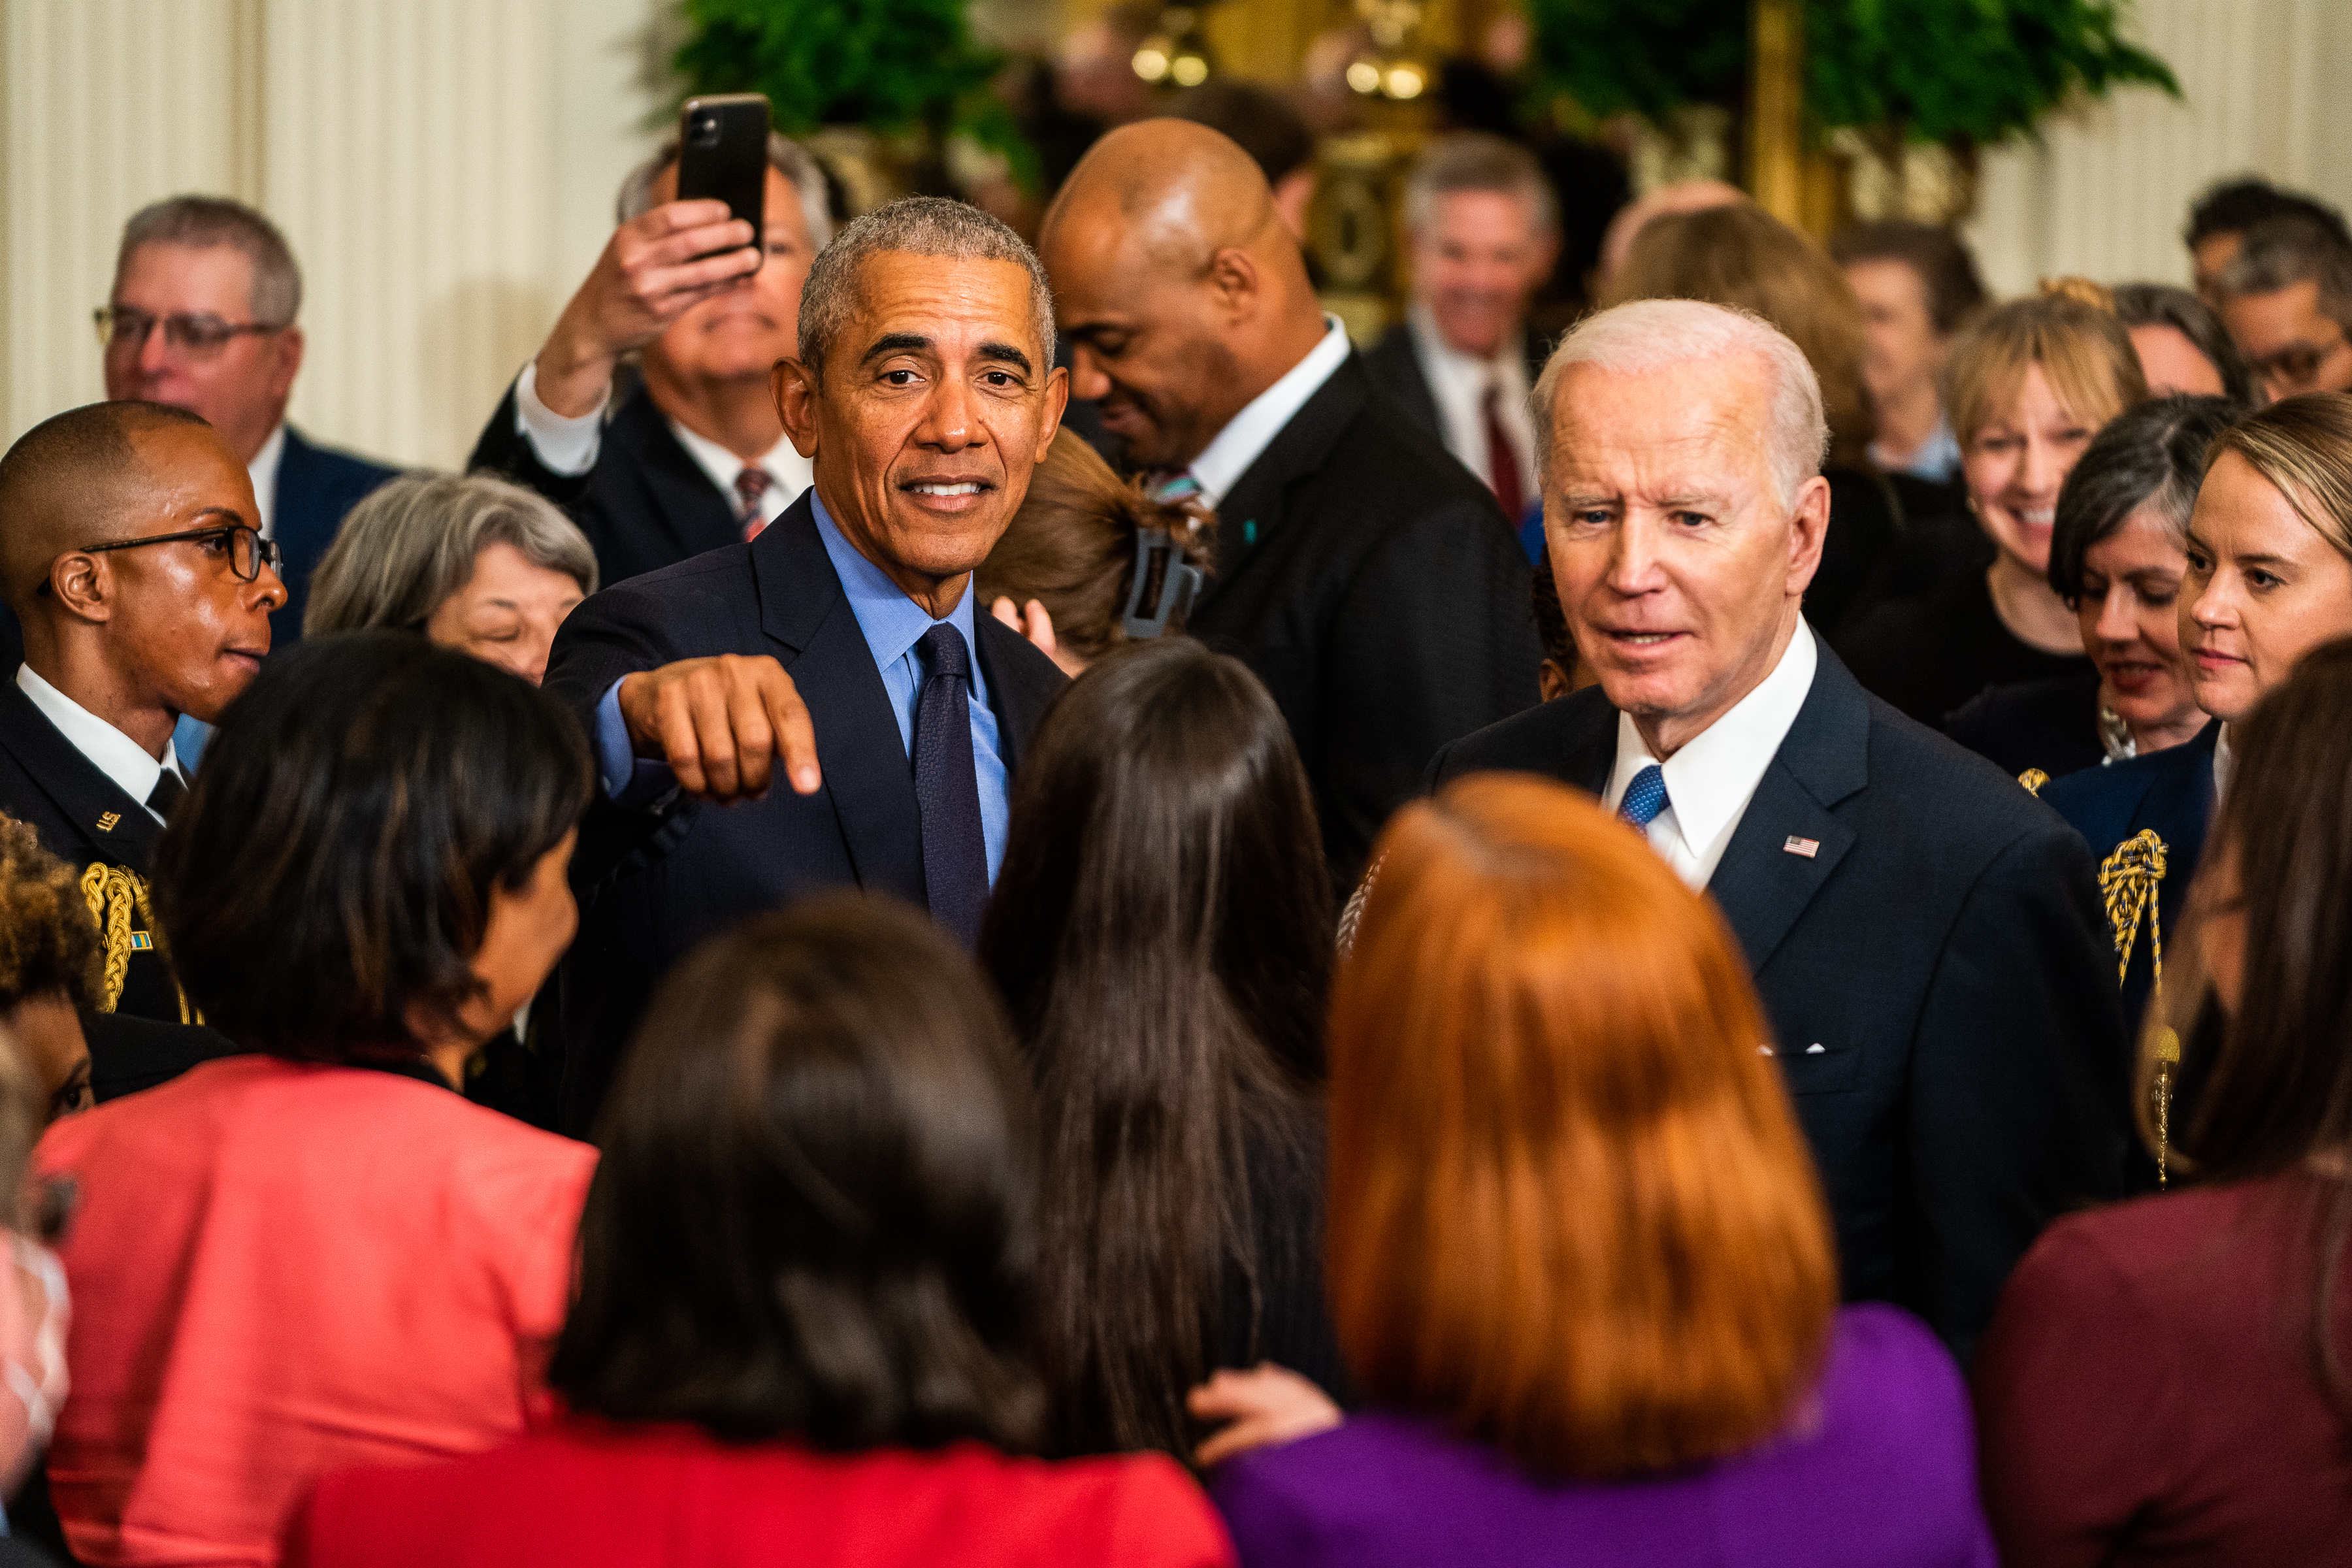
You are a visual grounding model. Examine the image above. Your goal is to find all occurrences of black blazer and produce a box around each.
[1184,353,1542,890]
[273,424,399,640]
[1942,666,2106,783]
[1361,318,1550,449]
[1427,643,2130,1361]
[541,493,1068,1135]
[0,682,238,1100]
[471,378,745,590]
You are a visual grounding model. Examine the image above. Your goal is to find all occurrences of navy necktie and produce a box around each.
[146,766,186,823]
[1618,763,1669,830]
[913,623,990,944]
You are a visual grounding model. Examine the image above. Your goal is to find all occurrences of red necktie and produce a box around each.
[1483,380,1525,521]
[734,466,774,541]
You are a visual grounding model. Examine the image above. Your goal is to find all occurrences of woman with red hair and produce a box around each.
[1207,776,1995,1565]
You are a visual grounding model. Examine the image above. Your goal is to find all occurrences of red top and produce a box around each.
[286,1418,1237,1568]
[1974,1170,2352,1565]
[35,1055,596,1567]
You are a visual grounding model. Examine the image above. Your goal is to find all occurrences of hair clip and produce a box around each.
[1120,525,1203,640]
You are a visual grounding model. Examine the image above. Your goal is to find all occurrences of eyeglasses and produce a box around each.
[2247,330,2352,395]
[37,523,280,595]
[93,306,286,359]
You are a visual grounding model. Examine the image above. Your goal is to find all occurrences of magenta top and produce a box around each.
[1211,1303,1995,1568]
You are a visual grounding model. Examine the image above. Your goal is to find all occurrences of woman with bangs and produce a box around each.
[1207,775,1995,1567]
[1839,282,2149,727]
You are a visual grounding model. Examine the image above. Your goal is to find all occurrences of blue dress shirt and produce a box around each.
[593,493,1011,882]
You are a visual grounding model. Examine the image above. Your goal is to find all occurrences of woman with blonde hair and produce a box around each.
[1208,776,1995,1566]
[1838,282,2149,726]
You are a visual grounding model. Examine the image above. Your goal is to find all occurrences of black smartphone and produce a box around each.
[676,93,769,246]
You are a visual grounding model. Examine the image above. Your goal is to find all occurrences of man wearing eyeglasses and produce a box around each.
[97,195,396,637]
[0,400,281,1099]
[2215,214,2352,405]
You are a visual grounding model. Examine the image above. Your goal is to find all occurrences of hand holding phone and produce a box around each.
[677,94,770,249]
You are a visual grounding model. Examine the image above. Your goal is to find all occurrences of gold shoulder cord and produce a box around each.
[2098,829,2176,1184]
[2019,768,2051,796]
[78,863,200,1026]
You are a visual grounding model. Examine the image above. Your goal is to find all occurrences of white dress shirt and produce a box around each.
[16,664,185,823]
[246,422,287,538]
[1405,304,1538,503]
[511,361,809,526]
[1183,316,1352,509]
[1601,621,1820,889]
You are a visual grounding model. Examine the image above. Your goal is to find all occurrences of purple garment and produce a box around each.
[1211,1304,1995,1568]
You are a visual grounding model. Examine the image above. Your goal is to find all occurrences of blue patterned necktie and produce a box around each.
[1618,763,1670,830]
[913,624,990,945]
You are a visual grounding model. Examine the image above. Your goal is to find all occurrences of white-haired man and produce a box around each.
[1428,298,2129,1363]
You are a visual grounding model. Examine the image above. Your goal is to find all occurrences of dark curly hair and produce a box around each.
[0,815,101,1013]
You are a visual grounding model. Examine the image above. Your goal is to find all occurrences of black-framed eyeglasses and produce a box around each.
[37,523,280,596]
[93,306,286,359]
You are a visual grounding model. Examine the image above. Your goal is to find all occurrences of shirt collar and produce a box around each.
[1408,302,1529,395]
[247,422,287,539]
[1184,316,1352,509]
[15,664,184,819]
[807,491,987,700]
[1607,620,1818,878]
[666,417,811,502]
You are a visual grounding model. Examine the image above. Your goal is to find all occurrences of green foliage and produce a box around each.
[672,0,1036,186]
[1526,0,2178,146]
[1806,0,2179,146]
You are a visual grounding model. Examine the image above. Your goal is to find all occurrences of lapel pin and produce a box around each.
[95,811,120,832]
[1782,836,1820,858]
[1805,1043,1825,1054]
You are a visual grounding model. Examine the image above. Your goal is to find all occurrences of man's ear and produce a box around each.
[268,326,305,405]
[1035,364,1070,461]
[772,359,820,459]
[1205,246,1262,324]
[1786,473,1832,597]
[50,552,112,624]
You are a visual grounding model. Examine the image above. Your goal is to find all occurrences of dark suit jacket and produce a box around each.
[1427,643,2130,1361]
[0,682,238,1100]
[1361,318,1550,452]
[470,378,743,590]
[272,424,399,640]
[1184,353,1542,890]
[2042,721,2219,1040]
[541,493,1068,1135]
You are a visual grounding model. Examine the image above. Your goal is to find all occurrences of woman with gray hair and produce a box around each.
[305,472,596,685]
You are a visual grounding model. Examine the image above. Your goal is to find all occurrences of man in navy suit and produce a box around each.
[1427,298,2128,1362]
[542,198,1070,1137]
[99,197,397,638]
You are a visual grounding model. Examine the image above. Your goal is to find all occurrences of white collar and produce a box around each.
[664,418,812,521]
[1603,619,1819,889]
[1407,302,1529,393]
[247,422,287,539]
[15,664,184,821]
[1183,316,1352,509]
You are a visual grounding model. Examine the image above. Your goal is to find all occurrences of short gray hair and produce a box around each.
[617,132,834,251]
[304,472,598,639]
[1532,298,1828,504]
[117,196,301,326]
[1403,133,1558,239]
[796,197,1054,384]
[2217,214,2352,331]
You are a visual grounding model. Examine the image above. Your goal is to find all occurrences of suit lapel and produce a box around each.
[0,683,164,870]
[1198,355,1369,593]
[1703,648,1870,973]
[973,613,1067,774]
[612,390,743,563]
[751,498,925,902]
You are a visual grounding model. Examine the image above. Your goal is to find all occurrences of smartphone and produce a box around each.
[676,94,769,246]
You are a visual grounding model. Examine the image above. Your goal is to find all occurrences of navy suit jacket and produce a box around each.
[541,493,1068,1135]
[1426,643,2130,1361]
[471,378,742,591]
[272,424,399,640]
[0,682,239,1100]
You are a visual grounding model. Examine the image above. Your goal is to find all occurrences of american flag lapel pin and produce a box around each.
[1783,836,1820,858]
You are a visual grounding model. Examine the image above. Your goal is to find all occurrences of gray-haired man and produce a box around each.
[470,133,836,585]
[540,197,1070,1136]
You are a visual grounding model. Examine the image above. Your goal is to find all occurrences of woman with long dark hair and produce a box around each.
[980,639,1345,1460]
[1977,638,2352,1561]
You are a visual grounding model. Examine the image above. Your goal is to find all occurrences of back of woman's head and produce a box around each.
[1945,286,2149,449]
[973,438,1213,667]
[152,631,591,1061]
[977,639,1332,1455]
[304,470,597,638]
[2048,394,2242,601]
[1330,775,1837,1479]
[551,892,1046,1450]
[1604,203,1874,468]
[2203,391,2352,566]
